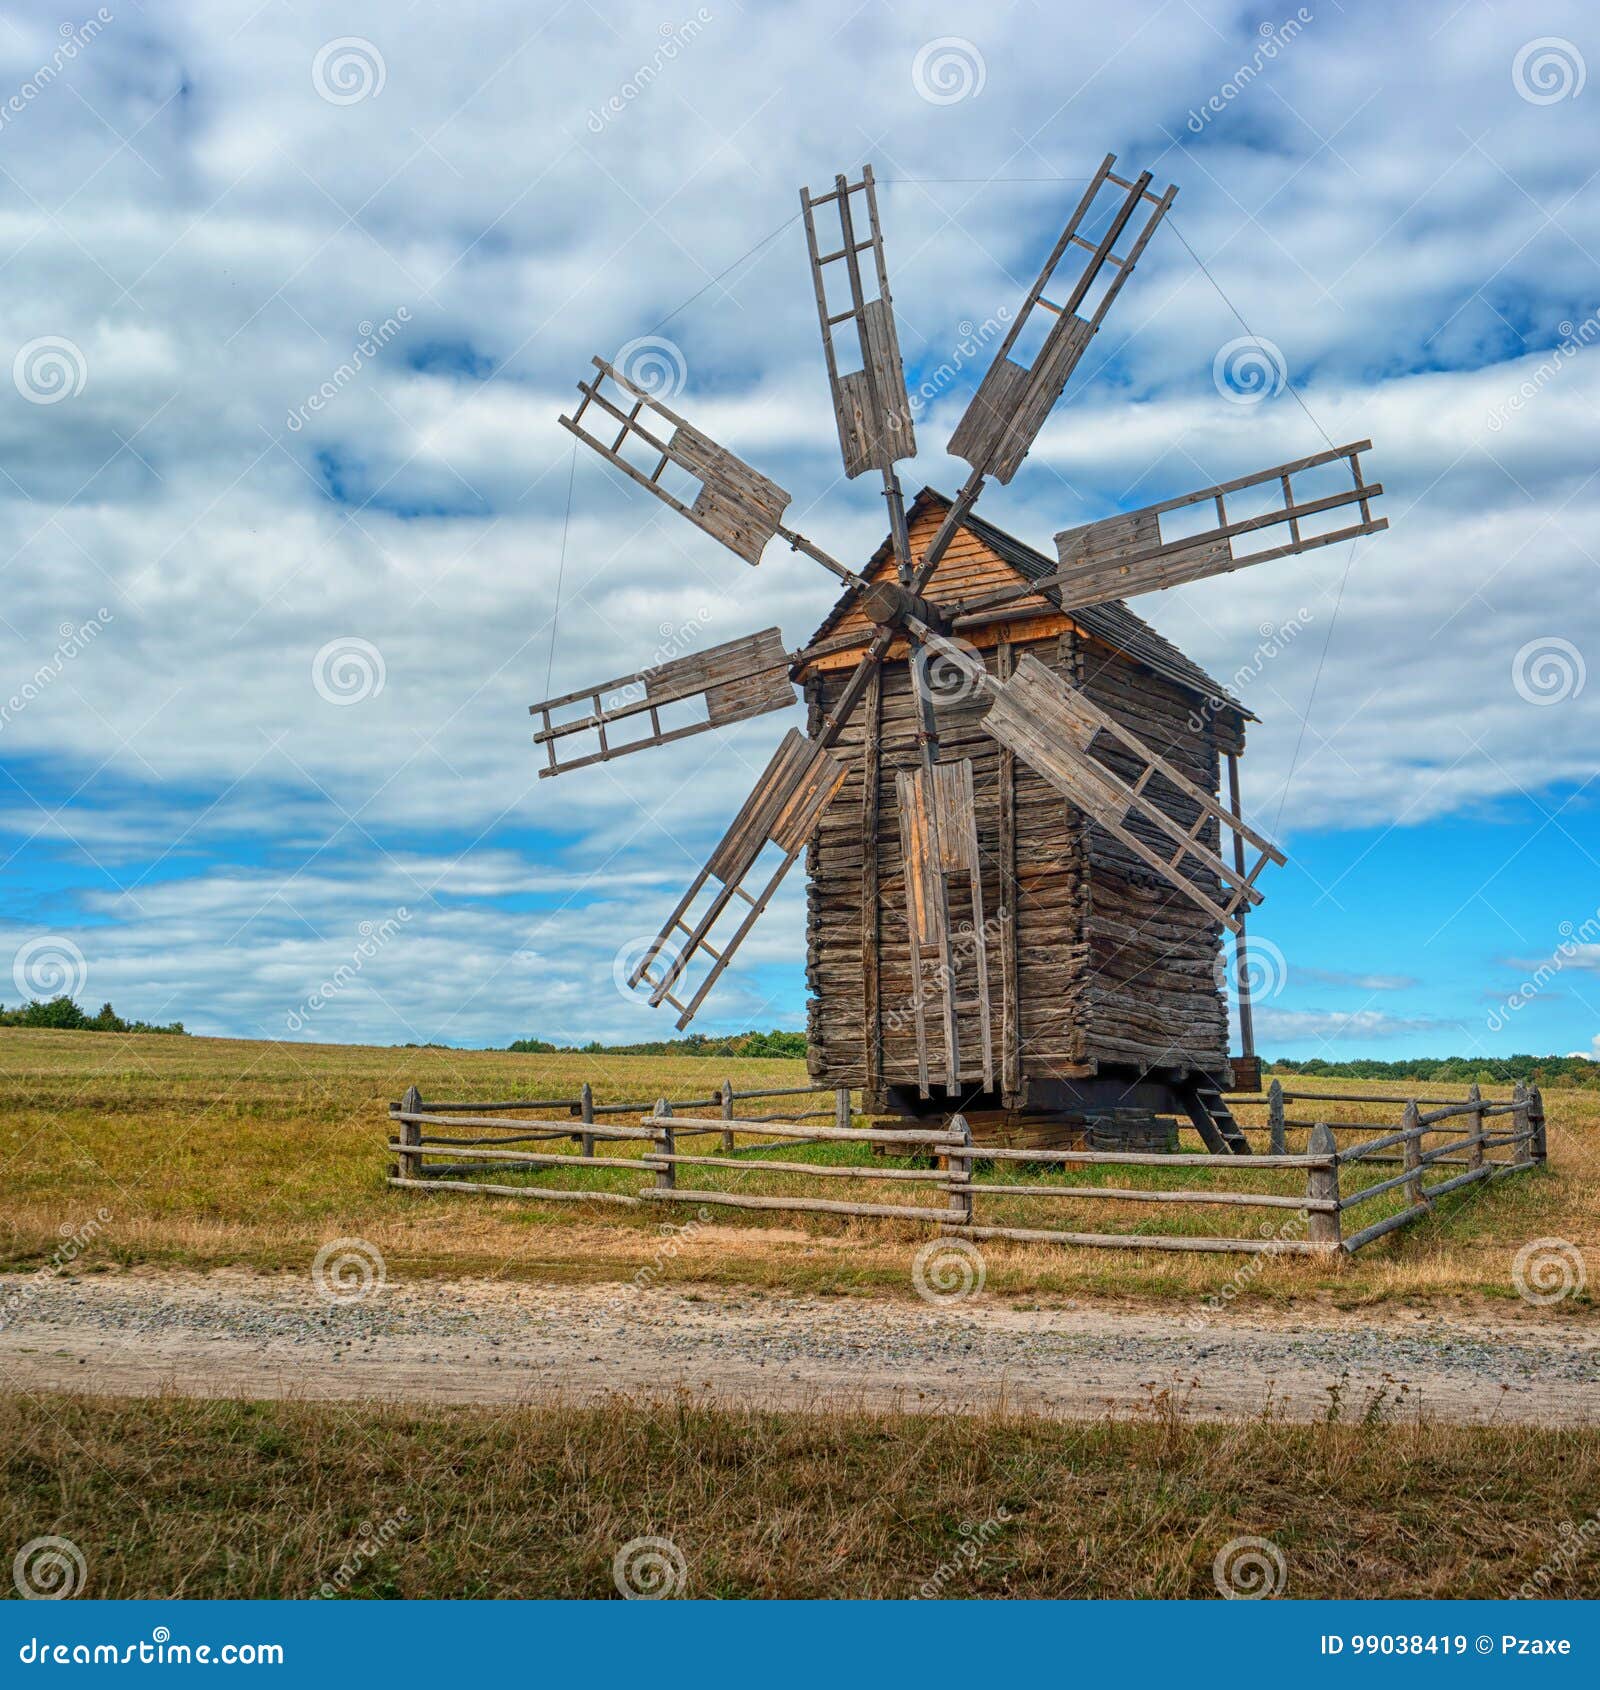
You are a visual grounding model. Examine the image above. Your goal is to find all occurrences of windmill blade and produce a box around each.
[909,628,1284,934]
[952,443,1387,625]
[561,358,791,566]
[629,727,850,1028]
[561,357,864,585]
[530,627,799,778]
[629,631,894,1028]
[947,155,1175,485]
[800,165,916,480]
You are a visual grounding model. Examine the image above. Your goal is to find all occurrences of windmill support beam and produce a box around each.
[1226,752,1256,1063]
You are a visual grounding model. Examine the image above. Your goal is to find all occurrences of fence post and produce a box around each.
[1513,1081,1533,1168]
[580,1080,595,1159]
[721,1079,735,1153]
[1268,1078,1286,1155]
[835,1085,852,1132]
[1529,1084,1547,1164]
[394,1085,422,1182]
[1306,1122,1341,1254]
[1466,1082,1484,1172]
[1401,1101,1428,1209]
[653,1097,675,1192]
[945,1113,974,1232]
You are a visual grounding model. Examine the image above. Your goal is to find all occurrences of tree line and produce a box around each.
[507,1029,808,1059]
[0,996,187,1034]
[1270,1053,1598,1087]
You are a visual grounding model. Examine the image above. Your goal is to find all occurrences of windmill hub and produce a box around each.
[860,579,944,633]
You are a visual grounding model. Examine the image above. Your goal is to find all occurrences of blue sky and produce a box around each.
[1,0,1598,1061]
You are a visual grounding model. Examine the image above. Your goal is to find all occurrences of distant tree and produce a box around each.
[26,996,89,1028]
[0,997,185,1035]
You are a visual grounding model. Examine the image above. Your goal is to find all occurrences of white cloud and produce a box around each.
[1,0,1598,1040]
[1254,1008,1463,1043]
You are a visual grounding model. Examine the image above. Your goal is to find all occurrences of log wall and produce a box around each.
[803,516,1246,1096]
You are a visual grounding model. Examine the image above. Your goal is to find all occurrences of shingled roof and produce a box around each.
[812,487,1252,720]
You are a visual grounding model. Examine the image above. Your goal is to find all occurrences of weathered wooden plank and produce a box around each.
[642,1153,946,1182]
[641,1188,952,1222]
[958,1182,1332,1209]
[560,359,790,564]
[979,650,1280,932]
[997,639,1022,1103]
[391,1141,659,1172]
[646,1114,964,1147]
[388,1177,640,1205]
[800,166,916,478]
[528,627,797,777]
[946,157,1174,484]
[860,664,883,1095]
[703,729,846,886]
[953,1224,1327,1255]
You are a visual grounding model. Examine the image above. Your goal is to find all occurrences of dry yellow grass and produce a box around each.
[1,1028,1594,1308]
[4,1390,1598,1598]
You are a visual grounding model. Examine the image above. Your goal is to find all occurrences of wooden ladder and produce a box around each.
[1181,1079,1251,1156]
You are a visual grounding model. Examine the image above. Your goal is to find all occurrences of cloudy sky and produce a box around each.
[1,0,1598,1060]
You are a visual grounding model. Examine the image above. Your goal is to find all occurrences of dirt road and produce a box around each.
[0,1269,1593,1423]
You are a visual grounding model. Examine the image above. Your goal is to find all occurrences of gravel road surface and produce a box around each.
[1,1271,1593,1423]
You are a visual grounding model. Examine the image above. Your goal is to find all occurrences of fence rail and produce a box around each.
[387,1077,1547,1258]
[389,1080,854,1160]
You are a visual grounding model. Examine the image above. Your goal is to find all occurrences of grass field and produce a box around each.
[5,1391,1598,1598]
[1,1028,1594,1307]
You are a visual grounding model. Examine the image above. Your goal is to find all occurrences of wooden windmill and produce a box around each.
[530,156,1387,1150]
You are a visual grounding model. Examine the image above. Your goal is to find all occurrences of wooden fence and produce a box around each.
[386,1081,1546,1258]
